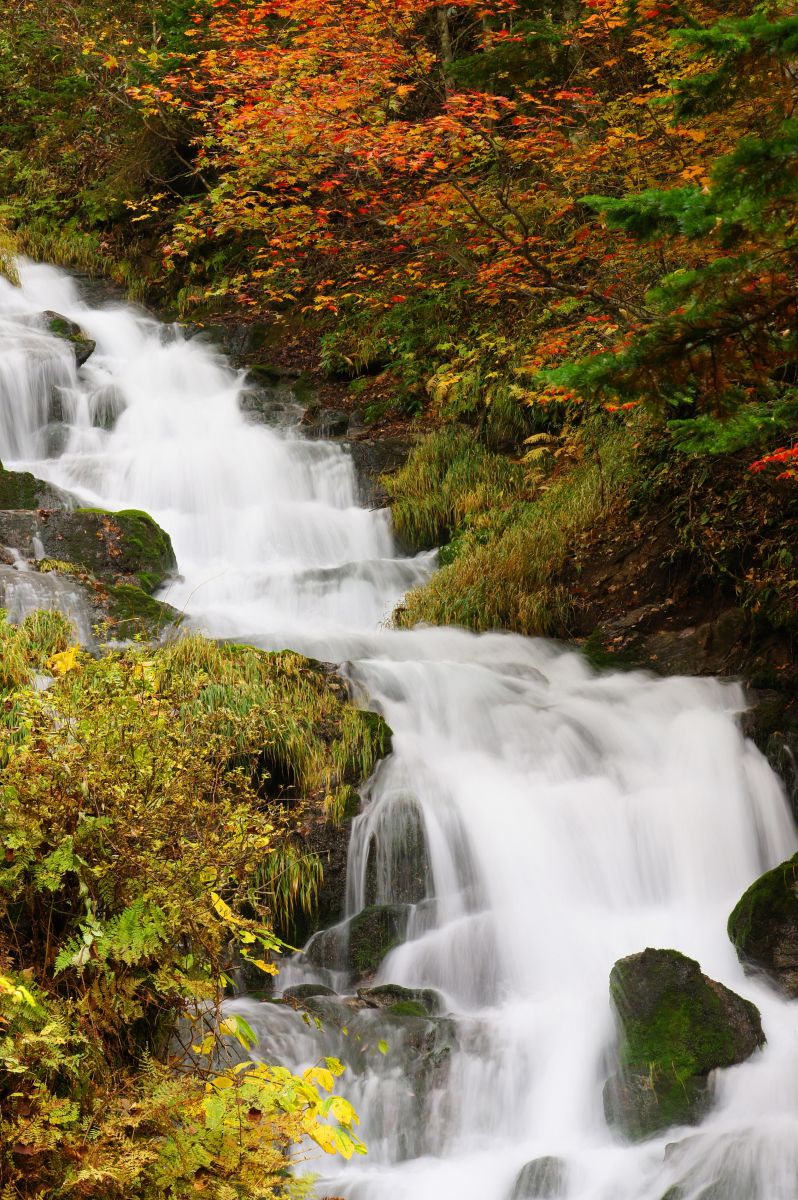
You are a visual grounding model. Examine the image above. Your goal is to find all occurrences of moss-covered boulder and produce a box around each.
[0,463,69,510]
[305,903,408,977]
[0,508,176,592]
[510,1157,567,1200]
[101,581,181,640]
[603,948,764,1141]
[281,984,336,1003]
[346,904,407,977]
[357,983,444,1017]
[41,310,96,367]
[728,854,798,996]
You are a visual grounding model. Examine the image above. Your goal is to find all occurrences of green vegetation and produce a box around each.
[0,620,382,1195]
[393,425,634,635]
[0,463,63,509]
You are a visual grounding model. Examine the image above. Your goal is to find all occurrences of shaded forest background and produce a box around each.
[2,0,798,642]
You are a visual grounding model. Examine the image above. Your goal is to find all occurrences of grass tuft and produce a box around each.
[393,425,636,635]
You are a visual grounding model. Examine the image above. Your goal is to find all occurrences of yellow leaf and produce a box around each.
[47,646,81,676]
[305,1066,334,1092]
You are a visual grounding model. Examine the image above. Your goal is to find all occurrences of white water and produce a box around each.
[1,260,797,1200]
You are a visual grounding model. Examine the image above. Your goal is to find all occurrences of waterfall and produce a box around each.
[1,259,797,1200]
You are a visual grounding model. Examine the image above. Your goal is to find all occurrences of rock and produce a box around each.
[510,1157,567,1199]
[303,408,350,438]
[41,310,96,367]
[0,463,70,510]
[345,437,413,508]
[346,904,408,977]
[661,1133,764,1200]
[357,984,444,1017]
[305,903,409,978]
[742,690,798,822]
[728,853,798,996]
[281,983,336,1002]
[0,508,176,593]
[90,384,126,431]
[100,582,182,640]
[603,948,764,1140]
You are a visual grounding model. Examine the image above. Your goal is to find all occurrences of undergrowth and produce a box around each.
[0,619,383,1196]
[393,424,636,635]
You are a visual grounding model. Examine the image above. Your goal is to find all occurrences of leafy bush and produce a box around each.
[0,626,380,1196]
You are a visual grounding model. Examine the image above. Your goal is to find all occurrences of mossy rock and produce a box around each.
[281,984,336,1003]
[0,463,67,510]
[72,508,176,591]
[510,1157,567,1199]
[0,504,176,592]
[346,904,407,977]
[0,508,175,591]
[728,853,798,996]
[306,904,408,977]
[603,948,764,1141]
[102,583,182,641]
[42,310,96,367]
[357,983,443,1017]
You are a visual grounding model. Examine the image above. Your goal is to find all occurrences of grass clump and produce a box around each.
[0,607,75,691]
[394,425,635,635]
[385,426,525,552]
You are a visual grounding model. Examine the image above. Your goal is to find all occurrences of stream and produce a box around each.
[1,259,797,1200]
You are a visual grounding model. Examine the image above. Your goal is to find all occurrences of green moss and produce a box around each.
[0,466,38,509]
[73,507,176,591]
[388,1000,428,1018]
[0,465,62,510]
[605,948,764,1139]
[346,905,406,976]
[579,628,642,673]
[103,583,182,641]
[728,853,798,963]
[612,949,761,1078]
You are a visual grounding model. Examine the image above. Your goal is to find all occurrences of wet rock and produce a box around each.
[101,582,182,640]
[303,408,350,438]
[661,1133,765,1200]
[90,383,126,431]
[357,984,444,1017]
[0,463,70,510]
[728,853,798,996]
[583,608,751,679]
[742,690,798,822]
[239,380,304,428]
[281,983,336,1002]
[603,948,764,1140]
[345,437,413,509]
[305,903,409,977]
[41,310,96,367]
[510,1157,567,1199]
[363,789,429,908]
[346,904,408,977]
[0,507,176,593]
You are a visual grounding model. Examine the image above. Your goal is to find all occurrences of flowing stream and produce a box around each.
[1,259,797,1200]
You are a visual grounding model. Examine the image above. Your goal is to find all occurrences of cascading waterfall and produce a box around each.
[1,259,797,1200]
